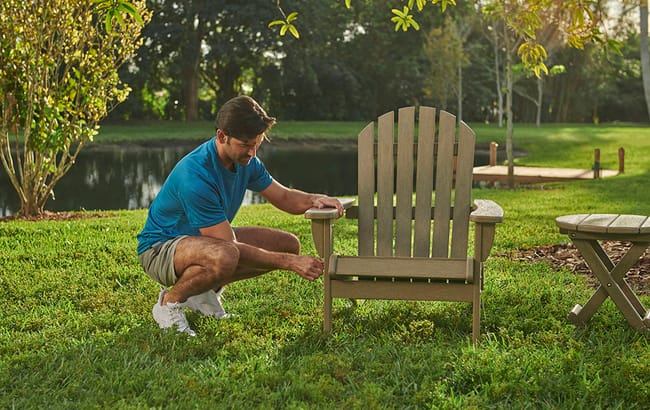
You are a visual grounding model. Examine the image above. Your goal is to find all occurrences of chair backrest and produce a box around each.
[348,106,476,259]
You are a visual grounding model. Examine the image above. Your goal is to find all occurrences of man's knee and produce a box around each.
[208,240,240,274]
[284,232,301,255]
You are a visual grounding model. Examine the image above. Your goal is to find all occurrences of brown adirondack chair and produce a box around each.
[305,106,503,341]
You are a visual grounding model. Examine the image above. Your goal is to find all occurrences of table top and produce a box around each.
[556,214,650,234]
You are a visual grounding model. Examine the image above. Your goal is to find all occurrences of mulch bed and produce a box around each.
[507,241,650,296]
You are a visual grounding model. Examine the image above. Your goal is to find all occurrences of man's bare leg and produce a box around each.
[161,236,240,305]
[161,227,320,305]
[232,226,301,277]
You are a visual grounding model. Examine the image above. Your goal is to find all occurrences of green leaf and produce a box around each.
[94,0,145,31]
[104,14,112,33]
[390,6,419,32]
[288,25,299,39]
[269,12,300,39]
[391,8,405,18]
[549,65,566,75]
[115,11,125,27]
[120,2,144,25]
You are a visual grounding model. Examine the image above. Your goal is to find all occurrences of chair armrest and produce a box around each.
[304,198,355,259]
[304,197,356,220]
[470,199,504,224]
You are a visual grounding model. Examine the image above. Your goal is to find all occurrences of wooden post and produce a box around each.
[618,147,625,174]
[489,142,498,166]
[593,148,600,179]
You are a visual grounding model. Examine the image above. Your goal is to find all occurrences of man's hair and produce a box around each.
[215,96,276,141]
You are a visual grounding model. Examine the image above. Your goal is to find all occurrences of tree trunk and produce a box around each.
[457,63,463,123]
[216,63,242,105]
[182,67,200,122]
[536,77,543,127]
[181,18,203,122]
[640,1,650,121]
[494,29,504,127]
[505,29,515,188]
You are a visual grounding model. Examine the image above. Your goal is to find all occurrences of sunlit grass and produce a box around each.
[2,121,650,408]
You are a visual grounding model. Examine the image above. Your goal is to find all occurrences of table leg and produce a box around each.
[572,239,649,330]
[612,243,649,315]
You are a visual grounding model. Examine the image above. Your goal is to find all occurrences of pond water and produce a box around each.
[0,141,358,216]
[0,140,491,216]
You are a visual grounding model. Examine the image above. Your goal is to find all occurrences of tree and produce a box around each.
[422,6,478,122]
[271,0,602,75]
[127,0,277,122]
[267,0,430,120]
[640,0,650,120]
[266,1,607,180]
[480,0,607,186]
[0,0,148,216]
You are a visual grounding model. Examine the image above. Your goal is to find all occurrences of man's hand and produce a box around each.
[311,196,344,217]
[288,254,325,281]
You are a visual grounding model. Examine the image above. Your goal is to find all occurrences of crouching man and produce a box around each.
[137,96,343,335]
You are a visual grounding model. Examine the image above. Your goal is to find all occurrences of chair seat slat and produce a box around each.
[330,255,473,282]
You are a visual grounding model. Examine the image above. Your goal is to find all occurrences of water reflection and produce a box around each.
[0,141,358,216]
[0,141,491,216]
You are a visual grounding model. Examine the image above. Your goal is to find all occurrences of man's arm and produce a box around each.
[259,180,344,216]
[199,221,324,281]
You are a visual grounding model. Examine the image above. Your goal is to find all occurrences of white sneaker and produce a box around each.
[152,289,196,336]
[186,288,233,319]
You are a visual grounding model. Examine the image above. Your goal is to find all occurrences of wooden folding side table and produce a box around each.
[555,214,650,330]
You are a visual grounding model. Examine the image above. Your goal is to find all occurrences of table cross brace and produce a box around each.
[568,239,650,330]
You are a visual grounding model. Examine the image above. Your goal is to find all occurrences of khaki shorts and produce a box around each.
[138,235,188,287]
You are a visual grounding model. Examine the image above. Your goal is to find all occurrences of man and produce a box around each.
[137,96,343,336]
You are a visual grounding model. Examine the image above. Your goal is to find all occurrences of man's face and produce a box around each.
[225,134,265,166]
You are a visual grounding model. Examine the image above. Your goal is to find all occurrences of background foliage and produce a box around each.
[0,0,148,216]
[108,0,646,124]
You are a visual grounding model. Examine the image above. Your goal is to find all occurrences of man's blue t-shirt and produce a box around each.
[137,137,272,255]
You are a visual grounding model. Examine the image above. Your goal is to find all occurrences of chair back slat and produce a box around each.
[357,123,375,256]
[451,122,476,258]
[376,111,395,256]
[413,107,436,257]
[395,107,415,257]
[432,110,456,257]
[355,107,477,260]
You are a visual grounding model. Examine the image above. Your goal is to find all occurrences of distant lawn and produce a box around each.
[95,120,366,143]
[97,120,650,174]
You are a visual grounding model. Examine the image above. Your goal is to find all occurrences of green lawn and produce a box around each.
[94,120,367,142]
[2,121,649,408]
